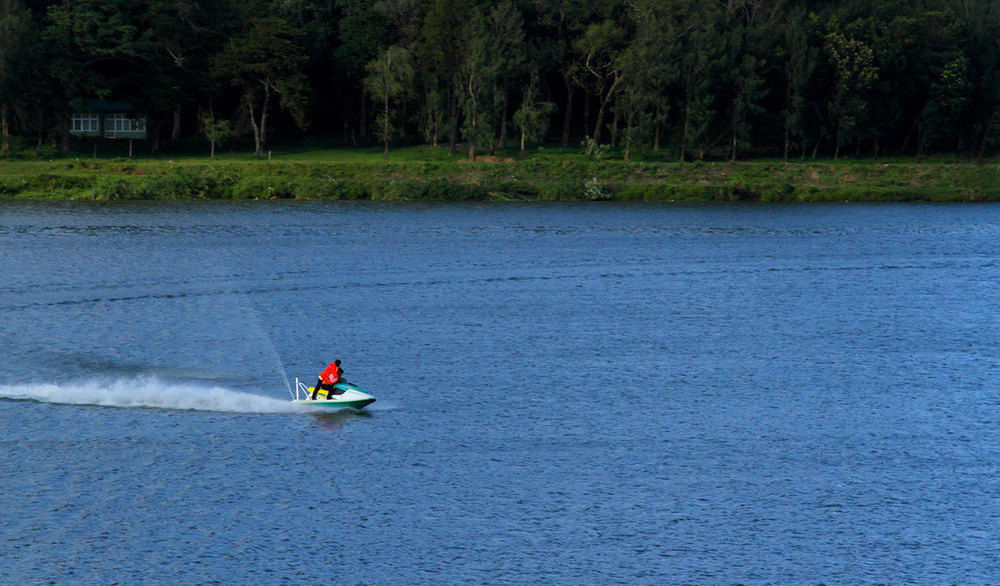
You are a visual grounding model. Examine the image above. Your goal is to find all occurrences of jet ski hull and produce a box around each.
[293,398,375,410]
[294,382,376,410]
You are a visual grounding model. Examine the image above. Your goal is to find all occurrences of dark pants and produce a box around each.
[312,378,335,400]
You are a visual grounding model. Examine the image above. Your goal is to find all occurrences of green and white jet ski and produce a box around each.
[292,378,376,410]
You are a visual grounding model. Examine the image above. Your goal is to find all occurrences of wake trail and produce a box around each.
[0,377,305,414]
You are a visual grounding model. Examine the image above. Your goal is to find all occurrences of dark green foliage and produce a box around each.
[2,0,1000,159]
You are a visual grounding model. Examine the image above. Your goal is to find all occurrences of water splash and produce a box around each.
[0,377,304,414]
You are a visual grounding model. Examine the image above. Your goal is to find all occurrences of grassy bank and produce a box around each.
[2,146,1000,202]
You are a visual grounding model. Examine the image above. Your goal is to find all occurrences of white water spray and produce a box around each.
[0,377,305,414]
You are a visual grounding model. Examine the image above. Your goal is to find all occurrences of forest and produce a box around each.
[1,0,999,161]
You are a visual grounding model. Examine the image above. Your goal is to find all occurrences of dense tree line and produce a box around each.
[1,0,999,160]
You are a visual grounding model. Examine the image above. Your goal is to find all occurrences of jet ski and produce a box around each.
[292,378,376,410]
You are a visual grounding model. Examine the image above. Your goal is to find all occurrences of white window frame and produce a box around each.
[105,113,146,135]
[106,113,125,133]
[71,113,99,133]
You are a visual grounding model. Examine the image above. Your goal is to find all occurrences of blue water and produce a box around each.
[2,201,1000,582]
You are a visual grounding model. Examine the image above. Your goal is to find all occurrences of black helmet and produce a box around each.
[334,359,341,365]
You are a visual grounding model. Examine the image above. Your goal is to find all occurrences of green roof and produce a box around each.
[71,99,141,112]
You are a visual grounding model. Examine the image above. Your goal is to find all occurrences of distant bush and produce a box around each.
[727,183,761,202]
[0,180,16,196]
[21,173,94,194]
[581,137,611,160]
[288,176,366,199]
[759,184,797,202]
[584,177,612,201]
[364,177,489,201]
[144,167,232,199]
[537,178,583,200]
[232,175,295,199]
[92,177,149,200]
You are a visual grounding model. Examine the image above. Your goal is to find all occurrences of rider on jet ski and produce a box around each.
[312,360,344,400]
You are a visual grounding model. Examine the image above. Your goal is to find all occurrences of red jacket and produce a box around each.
[319,363,341,385]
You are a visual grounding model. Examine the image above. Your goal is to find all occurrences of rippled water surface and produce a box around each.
[2,201,1000,583]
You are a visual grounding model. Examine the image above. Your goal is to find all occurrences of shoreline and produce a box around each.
[2,156,999,203]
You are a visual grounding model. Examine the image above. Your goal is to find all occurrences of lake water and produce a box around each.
[2,201,999,583]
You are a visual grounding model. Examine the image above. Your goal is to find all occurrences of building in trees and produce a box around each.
[68,100,147,141]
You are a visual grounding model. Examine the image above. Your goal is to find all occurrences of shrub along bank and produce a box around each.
[1,157,999,203]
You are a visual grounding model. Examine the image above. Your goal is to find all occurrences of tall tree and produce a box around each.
[958,0,1000,157]
[722,0,783,160]
[335,1,394,142]
[626,0,681,153]
[481,1,526,152]
[575,18,626,143]
[0,0,29,156]
[420,0,470,151]
[782,8,818,160]
[211,17,309,156]
[677,2,720,161]
[364,45,415,159]
[458,10,494,160]
[825,29,877,159]
[139,0,215,149]
[513,73,554,151]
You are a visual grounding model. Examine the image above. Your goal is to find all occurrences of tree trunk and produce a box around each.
[730,93,742,162]
[383,95,390,160]
[978,106,999,159]
[783,124,790,161]
[593,77,622,144]
[561,75,574,147]
[609,110,619,147]
[448,93,458,152]
[260,84,271,153]
[0,102,8,157]
[171,105,182,140]
[211,140,216,158]
[520,129,526,152]
[247,97,262,157]
[653,105,661,152]
[783,73,793,162]
[730,124,738,161]
[61,113,70,153]
[833,121,841,160]
[680,93,691,162]
[498,99,508,152]
[900,119,918,154]
[783,110,790,161]
[360,91,367,140]
[593,98,608,143]
[624,114,633,161]
[467,87,477,161]
[582,93,590,140]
